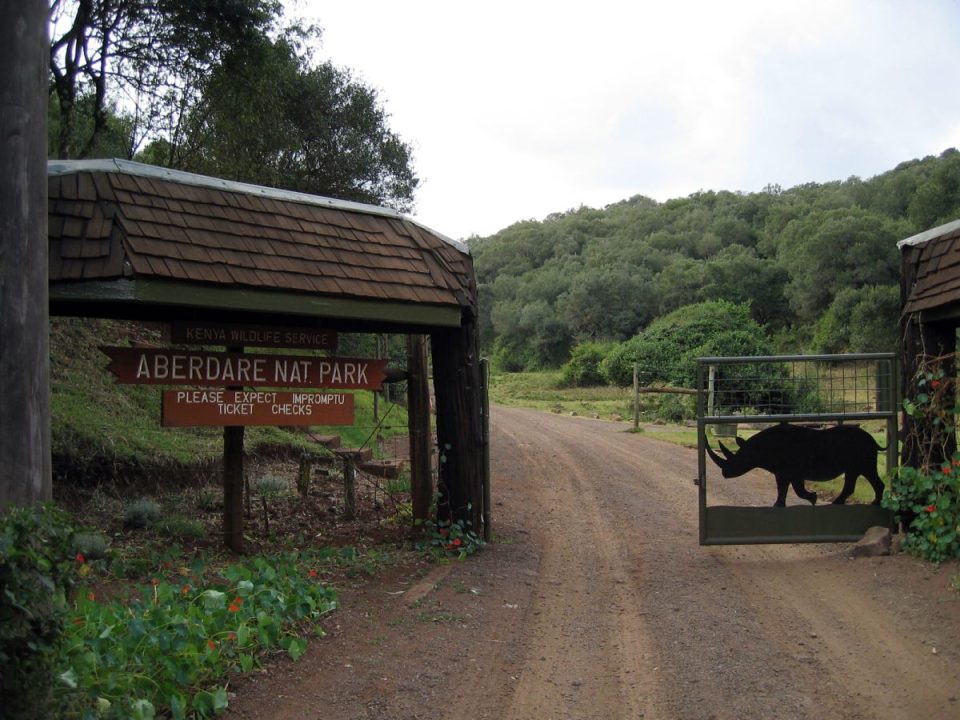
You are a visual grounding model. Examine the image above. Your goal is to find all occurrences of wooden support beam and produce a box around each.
[407,334,433,528]
[430,314,485,533]
[223,345,245,552]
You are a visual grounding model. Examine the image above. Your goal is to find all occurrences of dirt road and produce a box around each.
[227,406,960,720]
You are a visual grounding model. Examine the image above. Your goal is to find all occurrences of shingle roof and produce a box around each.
[900,219,960,315]
[48,159,474,311]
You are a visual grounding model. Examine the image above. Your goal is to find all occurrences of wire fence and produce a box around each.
[696,353,898,424]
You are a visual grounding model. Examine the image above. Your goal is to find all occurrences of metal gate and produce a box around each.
[696,353,897,545]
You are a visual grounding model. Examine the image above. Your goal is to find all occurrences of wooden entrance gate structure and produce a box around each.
[47,159,487,550]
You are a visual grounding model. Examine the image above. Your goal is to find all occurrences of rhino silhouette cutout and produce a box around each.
[706,422,885,507]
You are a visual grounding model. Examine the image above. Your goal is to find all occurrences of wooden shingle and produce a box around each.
[48,160,473,311]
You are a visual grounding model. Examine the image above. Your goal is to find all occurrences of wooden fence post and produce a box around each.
[407,334,432,529]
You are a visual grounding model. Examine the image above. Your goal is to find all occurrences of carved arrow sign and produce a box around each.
[100,347,388,390]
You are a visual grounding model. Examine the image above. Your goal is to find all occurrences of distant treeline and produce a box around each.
[470,148,960,375]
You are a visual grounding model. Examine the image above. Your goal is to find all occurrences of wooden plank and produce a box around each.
[162,390,354,427]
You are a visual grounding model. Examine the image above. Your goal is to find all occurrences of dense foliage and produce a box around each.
[48,1,419,211]
[472,149,960,373]
[0,504,77,718]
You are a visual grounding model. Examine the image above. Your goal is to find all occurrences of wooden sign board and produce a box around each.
[170,322,337,351]
[162,390,354,427]
[100,347,387,390]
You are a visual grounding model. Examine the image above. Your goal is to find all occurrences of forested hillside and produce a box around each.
[471,149,960,373]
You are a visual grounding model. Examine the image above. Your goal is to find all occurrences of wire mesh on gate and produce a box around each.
[697,353,897,423]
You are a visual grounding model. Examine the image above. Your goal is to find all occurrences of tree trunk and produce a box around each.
[0,0,51,511]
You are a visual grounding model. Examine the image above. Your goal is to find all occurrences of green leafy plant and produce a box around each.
[57,552,338,718]
[885,461,960,562]
[418,518,484,561]
[884,360,960,563]
[0,504,78,719]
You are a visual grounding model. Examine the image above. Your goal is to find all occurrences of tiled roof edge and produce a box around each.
[897,218,960,250]
[48,158,468,255]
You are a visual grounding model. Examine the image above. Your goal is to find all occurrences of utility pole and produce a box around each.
[0,1,51,511]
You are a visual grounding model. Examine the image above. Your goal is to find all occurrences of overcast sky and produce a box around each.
[288,0,960,241]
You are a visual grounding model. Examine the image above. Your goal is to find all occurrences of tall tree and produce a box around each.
[174,32,418,210]
[48,0,279,158]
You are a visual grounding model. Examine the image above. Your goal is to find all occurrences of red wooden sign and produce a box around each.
[162,390,354,427]
[100,347,387,389]
[170,322,337,351]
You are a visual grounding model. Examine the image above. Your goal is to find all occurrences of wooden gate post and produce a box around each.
[0,1,50,511]
[430,314,484,533]
[407,334,433,529]
[223,346,245,552]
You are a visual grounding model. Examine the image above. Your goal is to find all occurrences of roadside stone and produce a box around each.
[851,526,891,557]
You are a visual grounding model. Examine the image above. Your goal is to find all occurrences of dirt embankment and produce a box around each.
[226,406,960,720]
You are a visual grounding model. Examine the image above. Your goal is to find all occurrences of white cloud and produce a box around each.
[287,0,960,239]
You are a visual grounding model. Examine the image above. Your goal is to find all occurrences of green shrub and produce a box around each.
[885,461,960,562]
[156,515,206,539]
[124,498,162,529]
[558,341,616,387]
[0,504,77,719]
[73,531,109,560]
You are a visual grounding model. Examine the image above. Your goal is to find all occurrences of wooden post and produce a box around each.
[481,357,492,542]
[222,346,244,552]
[430,314,484,533]
[0,1,50,511]
[342,454,356,520]
[407,334,432,528]
[632,362,640,431]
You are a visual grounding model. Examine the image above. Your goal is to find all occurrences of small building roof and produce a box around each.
[899,218,960,316]
[48,159,474,328]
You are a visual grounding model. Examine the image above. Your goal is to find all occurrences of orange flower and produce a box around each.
[228,603,241,613]
[87,591,96,602]
[207,639,216,650]
[180,584,191,595]
[233,596,243,606]
[228,632,237,641]
[73,617,85,626]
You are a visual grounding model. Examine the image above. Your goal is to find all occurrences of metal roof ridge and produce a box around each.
[897,217,960,250]
[48,158,468,255]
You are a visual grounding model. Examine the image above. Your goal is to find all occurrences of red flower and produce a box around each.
[207,639,216,650]
[308,569,318,578]
[228,632,237,641]
[75,553,85,564]
[181,584,191,595]
[931,380,942,389]
[926,505,936,512]
[453,538,462,547]
[942,466,952,475]
[229,603,241,613]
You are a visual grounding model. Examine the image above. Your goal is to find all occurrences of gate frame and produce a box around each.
[696,353,898,545]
